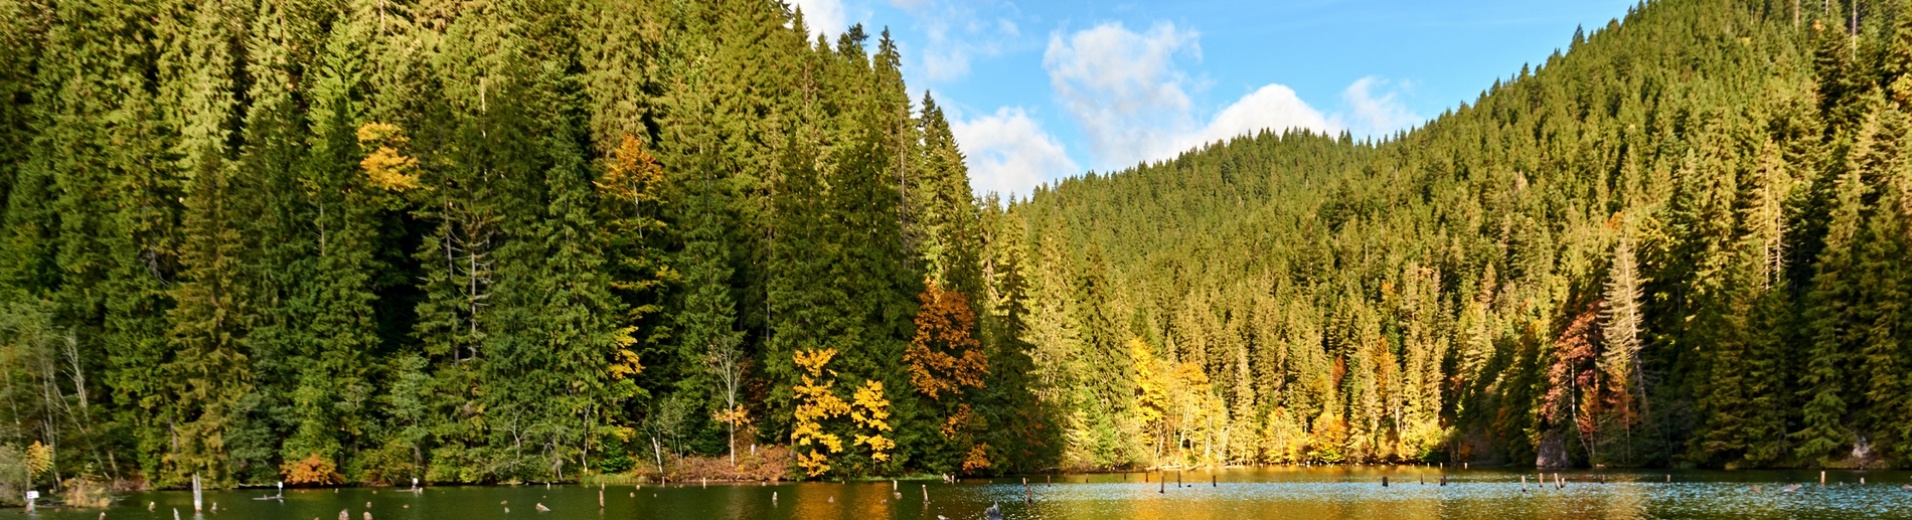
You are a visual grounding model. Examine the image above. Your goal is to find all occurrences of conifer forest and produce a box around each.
[2,0,1912,490]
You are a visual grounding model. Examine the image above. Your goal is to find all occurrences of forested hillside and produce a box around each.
[1,0,1908,491]
[0,0,1047,488]
[1007,0,1912,471]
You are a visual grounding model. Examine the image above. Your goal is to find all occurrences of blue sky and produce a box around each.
[786,0,1639,198]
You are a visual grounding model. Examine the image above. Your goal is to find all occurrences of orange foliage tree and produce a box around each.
[904,282,989,472]
[281,453,344,486]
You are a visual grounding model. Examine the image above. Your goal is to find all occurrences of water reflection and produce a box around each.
[3,467,1908,520]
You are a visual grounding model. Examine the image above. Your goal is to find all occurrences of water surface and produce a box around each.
[10,467,1911,519]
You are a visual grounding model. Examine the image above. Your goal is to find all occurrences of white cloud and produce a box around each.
[950,107,1081,198]
[1332,76,1422,138]
[1041,21,1427,170]
[1043,21,1203,168]
[897,1,1021,83]
[788,0,847,39]
[1181,84,1334,151]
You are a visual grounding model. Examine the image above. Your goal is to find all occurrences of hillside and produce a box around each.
[1002,0,1912,469]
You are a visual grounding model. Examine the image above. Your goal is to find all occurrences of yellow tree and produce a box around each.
[1130,338,1170,461]
[851,380,895,465]
[791,349,850,477]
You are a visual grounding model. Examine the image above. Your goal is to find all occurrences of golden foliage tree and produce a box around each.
[791,348,850,477]
[356,122,420,192]
[904,282,987,399]
[905,282,989,471]
[851,380,895,463]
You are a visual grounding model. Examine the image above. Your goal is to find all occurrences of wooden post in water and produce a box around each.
[1820,471,1826,486]
[193,473,204,512]
[1382,476,1389,487]
[599,488,604,509]
[1159,478,1165,494]
[1024,478,1032,504]
[1178,471,1183,488]
[1521,475,1528,492]
[1212,475,1217,487]
[922,484,929,503]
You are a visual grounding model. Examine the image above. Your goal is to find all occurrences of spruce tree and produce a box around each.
[1796,153,1869,465]
[162,0,251,484]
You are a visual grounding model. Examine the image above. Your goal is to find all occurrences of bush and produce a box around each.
[281,453,344,486]
[60,478,113,508]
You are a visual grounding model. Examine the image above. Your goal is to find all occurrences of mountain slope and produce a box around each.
[1001,0,1911,469]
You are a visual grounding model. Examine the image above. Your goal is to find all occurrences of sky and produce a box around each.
[785,0,1641,199]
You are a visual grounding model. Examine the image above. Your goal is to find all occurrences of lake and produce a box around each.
[7,467,1910,519]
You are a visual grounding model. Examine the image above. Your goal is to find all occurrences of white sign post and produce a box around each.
[25,490,38,513]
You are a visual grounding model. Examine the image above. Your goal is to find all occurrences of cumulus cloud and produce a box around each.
[788,0,848,39]
[950,107,1081,198]
[1043,21,1203,168]
[1332,76,1422,138]
[1040,21,1425,170]
[1181,84,1334,151]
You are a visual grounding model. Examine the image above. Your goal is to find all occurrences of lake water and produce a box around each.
[8,467,1911,519]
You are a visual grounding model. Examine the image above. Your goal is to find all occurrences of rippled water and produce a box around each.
[8,468,1910,519]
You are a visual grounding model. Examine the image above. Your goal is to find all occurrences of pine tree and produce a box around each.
[1797,158,1869,465]
[676,155,746,466]
[162,0,251,485]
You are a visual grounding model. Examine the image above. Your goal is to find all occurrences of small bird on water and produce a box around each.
[985,503,1004,520]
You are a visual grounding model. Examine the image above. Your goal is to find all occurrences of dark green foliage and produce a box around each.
[0,0,1033,485]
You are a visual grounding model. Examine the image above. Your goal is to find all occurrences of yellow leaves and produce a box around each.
[960,443,991,472]
[793,348,837,377]
[607,326,643,380]
[796,450,831,478]
[855,433,895,463]
[357,122,421,192]
[713,405,751,427]
[850,379,894,463]
[598,134,665,208]
[791,348,850,477]
[791,348,895,472]
[1130,338,1168,426]
[939,404,972,440]
[850,380,891,431]
[24,441,51,479]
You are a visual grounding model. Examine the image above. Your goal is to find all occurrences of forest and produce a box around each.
[1011,0,1912,472]
[0,0,1908,492]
